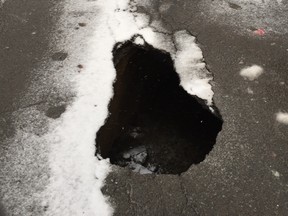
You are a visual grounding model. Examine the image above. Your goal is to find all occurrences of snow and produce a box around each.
[240,65,264,81]
[276,112,288,125]
[174,30,214,105]
[247,87,254,94]
[271,170,280,178]
[133,35,145,45]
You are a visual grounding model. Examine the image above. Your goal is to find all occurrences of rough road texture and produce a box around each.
[1,0,288,215]
[0,1,71,215]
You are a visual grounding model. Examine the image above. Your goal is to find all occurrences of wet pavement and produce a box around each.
[1,0,288,215]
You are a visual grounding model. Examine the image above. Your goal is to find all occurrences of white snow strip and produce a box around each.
[42,0,217,215]
[276,112,288,125]
[240,65,264,81]
[174,31,213,105]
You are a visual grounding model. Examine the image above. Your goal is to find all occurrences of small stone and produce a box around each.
[51,52,68,61]
[46,105,66,119]
[78,23,87,27]
[228,2,242,10]
[123,153,131,159]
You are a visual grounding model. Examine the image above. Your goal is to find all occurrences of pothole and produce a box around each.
[96,38,223,175]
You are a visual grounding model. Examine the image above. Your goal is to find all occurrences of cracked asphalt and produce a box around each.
[1,0,288,215]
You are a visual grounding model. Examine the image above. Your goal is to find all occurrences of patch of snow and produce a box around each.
[272,170,280,178]
[247,87,254,94]
[240,65,264,81]
[134,13,150,29]
[174,30,214,105]
[133,35,145,45]
[276,112,288,125]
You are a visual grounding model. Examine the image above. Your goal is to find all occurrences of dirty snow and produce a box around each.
[276,112,288,125]
[240,65,264,81]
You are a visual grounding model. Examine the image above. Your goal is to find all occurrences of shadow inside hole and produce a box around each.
[96,38,223,175]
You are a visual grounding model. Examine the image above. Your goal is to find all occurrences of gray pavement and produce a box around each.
[0,0,63,215]
[0,0,288,215]
[0,0,60,114]
[0,0,63,143]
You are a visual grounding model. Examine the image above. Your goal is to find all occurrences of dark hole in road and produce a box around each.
[96,36,223,175]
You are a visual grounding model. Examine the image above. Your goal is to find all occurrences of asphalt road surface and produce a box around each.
[1,0,288,215]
